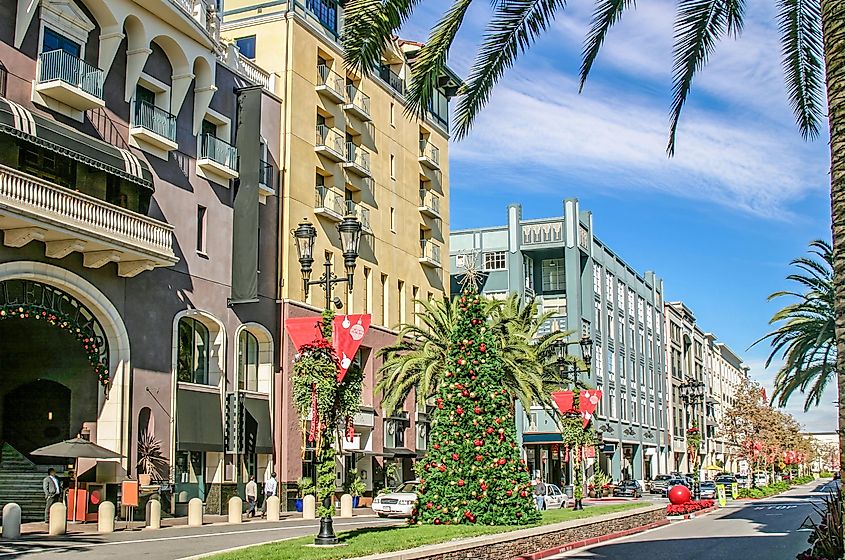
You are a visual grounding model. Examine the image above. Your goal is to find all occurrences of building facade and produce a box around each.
[0,0,285,519]
[221,2,458,503]
[449,200,669,485]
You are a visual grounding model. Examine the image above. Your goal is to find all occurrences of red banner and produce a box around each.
[579,390,602,428]
[551,390,576,414]
[333,314,371,382]
[284,316,326,350]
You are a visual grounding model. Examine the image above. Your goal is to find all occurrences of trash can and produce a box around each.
[563,485,574,499]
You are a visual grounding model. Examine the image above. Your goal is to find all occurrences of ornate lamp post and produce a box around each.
[292,215,361,545]
[553,335,593,510]
[679,377,706,500]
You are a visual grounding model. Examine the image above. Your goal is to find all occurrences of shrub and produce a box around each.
[819,470,834,478]
[738,481,790,499]
[666,500,714,516]
[797,485,843,560]
[791,475,815,485]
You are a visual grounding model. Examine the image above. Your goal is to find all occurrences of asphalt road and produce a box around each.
[554,481,835,560]
[0,515,402,560]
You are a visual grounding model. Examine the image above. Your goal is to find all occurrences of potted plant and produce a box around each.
[136,430,167,486]
[588,483,597,498]
[345,469,366,508]
[295,476,314,513]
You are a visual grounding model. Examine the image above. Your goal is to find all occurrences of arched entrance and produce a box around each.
[3,380,71,462]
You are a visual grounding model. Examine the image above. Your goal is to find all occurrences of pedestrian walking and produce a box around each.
[533,476,546,511]
[42,468,62,522]
[262,472,277,517]
[245,474,258,518]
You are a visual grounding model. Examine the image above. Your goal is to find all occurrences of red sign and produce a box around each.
[551,391,576,414]
[579,390,602,428]
[333,314,371,382]
[284,316,326,350]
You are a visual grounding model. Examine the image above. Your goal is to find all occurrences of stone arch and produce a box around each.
[192,55,218,135]
[0,262,131,467]
[234,323,274,395]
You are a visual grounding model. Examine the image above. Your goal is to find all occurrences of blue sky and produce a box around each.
[403,1,834,430]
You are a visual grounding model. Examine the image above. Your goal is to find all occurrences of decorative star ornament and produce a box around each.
[457,250,487,291]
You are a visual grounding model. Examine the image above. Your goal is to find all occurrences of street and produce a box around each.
[0,515,402,560]
[554,481,834,560]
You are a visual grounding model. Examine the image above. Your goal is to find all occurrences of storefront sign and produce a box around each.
[601,443,616,455]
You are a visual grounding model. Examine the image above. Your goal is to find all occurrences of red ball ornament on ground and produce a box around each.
[668,484,691,505]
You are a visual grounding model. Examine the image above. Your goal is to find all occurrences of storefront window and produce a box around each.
[238,330,259,392]
[177,317,209,385]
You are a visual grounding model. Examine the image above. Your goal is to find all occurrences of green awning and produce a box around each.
[522,433,564,444]
[0,97,153,189]
[176,389,224,452]
[243,396,273,454]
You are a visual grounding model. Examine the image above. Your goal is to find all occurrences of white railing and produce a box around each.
[419,189,440,215]
[200,134,238,170]
[317,64,345,98]
[345,199,371,230]
[236,53,274,90]
[420,239,441,265]
[316,125,345,156]
[0,165,174,257]
[315,186,344,216]
[419,139,440,165]
[345,85,371,116]
[345,142,371,173]
[38,50,104,99]
[172,0,220,39]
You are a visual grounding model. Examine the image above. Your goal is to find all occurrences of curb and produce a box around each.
[513,518,670,560]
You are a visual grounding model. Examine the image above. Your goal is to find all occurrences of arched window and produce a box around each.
[177,317,209,384]
[238,330,259,391]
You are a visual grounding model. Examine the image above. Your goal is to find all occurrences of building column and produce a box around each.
[611,446,622,481]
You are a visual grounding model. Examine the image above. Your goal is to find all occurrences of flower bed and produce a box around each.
[738,481,789,499]
[666,500,714,516]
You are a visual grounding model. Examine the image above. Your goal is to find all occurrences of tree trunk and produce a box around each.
[821,0,845,482]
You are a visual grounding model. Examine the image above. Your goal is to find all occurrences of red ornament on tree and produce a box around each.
[451,453,460,461]
[458,479,465,487]
[479,343,487,352]
[474,439,483,447]
[456,406,465,415]
[474,406,482,414]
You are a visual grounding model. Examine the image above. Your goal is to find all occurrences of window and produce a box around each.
[196,205,207,253]
[201,118,217,139]
[381,274,389,325]
[593,264,602,295]
[609,387,617,418]
[19,143,75,188]
[390,207,396,232]
[177,317,209,385]
[42,27,81,57]
[398,280,405,323]
[483,251,506,271]
[620,392,627,420]
[0,62,7,98]
[412,286,419,324]
[541,258,565,291]
[136,84,156,107]
[390,154,395,179]
[390,102,395,126]
[364,267,372,314]
[235,36,256,59]
[594,301,602,333]
[306,0,338,34]
[238,330,259,392]
[416,420,429,451]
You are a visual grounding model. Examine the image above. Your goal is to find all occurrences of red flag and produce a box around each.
[551,391,576,414]
[579,390,602,428]
[761,387,768,403]
[333,314,371,382]
[285,316,325,350]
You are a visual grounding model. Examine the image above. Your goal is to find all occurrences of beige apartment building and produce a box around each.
[221,1,459,502]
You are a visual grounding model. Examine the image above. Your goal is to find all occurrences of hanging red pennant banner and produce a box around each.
[285,316,326,350]
[579,390,602,428]
[333,314,371,382]
[551,390,576,414]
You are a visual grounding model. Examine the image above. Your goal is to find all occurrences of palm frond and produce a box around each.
[668,0,745,156]
[579,0,636,91]
[453,0,567,139]
[342,0,420,75]
[777,0,825,140]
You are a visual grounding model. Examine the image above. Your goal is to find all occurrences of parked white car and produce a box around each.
[754,473,769,487]
[372,481,418,518]
[539,483,568,509]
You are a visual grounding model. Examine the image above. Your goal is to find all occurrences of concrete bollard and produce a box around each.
[302,495,316,520]
[148,499,161,529]
[98,501,115,533]
[266,495,280,521]
[228,496,243,524]
[340,494,353,518]
[187,498,203,527]
[48,502,67,536]
[2,503,21,539]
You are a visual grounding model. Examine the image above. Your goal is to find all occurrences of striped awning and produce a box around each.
[0,97,153,189]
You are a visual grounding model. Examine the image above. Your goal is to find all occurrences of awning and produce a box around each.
[176,388,224,452]
[384,447,417,458]
[243,396,273,454]
[522,433,564,444]
[0,97,153,189]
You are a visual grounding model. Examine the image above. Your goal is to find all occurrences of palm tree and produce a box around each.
[756,240,835,412]
[377,293,576,414]
[343,0,845,479]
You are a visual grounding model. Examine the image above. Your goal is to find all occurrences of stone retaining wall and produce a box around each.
[361,504,665,560]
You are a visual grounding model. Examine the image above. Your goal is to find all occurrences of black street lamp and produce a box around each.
[679,377,706,500]
[292,215,362,545]
[554,335,593,510]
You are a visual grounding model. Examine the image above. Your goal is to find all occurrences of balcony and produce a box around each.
[378,65,405,95]
[314,186,344,221]
[342,142,371,177]
[0,164,175,277]
[258,160,275,196]
[197,134,238,181]
[344,85,371,121]
[314,125,346,162]
[419,239,441,267]
[419,139,440,170]
[316,65,346,104]
[418,189,441,219]
[345,199,371,232]
[35,50,105,112]
[130,100,178,153]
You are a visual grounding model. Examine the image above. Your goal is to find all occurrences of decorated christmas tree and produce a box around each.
[415,285,539,525]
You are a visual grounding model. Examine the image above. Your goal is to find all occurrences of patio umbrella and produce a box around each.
[32,437,123,522]
[702,464,722,471]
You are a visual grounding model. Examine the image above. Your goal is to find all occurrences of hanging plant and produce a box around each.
[0,304,109,386]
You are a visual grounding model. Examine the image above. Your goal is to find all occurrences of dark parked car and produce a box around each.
[613,480,642,498]
[663,478,691,497]
[699,481,717,499]
[714,474,737,497]
[649,474,673,495]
